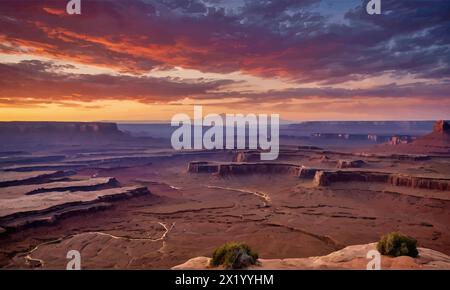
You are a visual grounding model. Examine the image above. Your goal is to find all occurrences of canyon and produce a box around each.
[0,120,449,269]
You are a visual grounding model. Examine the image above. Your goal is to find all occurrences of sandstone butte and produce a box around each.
[372,120,450,154]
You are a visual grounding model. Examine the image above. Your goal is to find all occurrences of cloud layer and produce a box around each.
[0,0,449,118]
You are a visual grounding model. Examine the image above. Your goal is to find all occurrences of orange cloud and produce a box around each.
[43,7,66,16]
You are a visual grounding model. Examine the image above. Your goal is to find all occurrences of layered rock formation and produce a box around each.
[297,145,323,150]
[387,174,450,191]
[0,122,124,135]
[25,177,119,195]
[410,120,450,152]
[313,170,450,191]
[336,159,366,169]
[298,166,320,178]
[3,163,87,172]
[188,161,220,173]
[217,163,300,176]
[188,161,301,176]
[433,120,450,133]
[0,155,66,166]
[370,120,450,155]
[0,186,150,234]
[357,153,431,161]
[172,243,450,270]
[188,160,450,191]
[0,177,119,199]
[313,170,388,186]
[233,150,307,163]
[0,171,71,187]
[287,121,434,135]
[0,122,129,149]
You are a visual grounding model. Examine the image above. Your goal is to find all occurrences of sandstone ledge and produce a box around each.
[313,170,450,191]
[187,161,450,191]
[172,243,450,270]
[188,161,301,176]
[0,186,150,234]
[0,170,71,188]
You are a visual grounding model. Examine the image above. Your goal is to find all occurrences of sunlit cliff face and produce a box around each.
[0,0,449,121]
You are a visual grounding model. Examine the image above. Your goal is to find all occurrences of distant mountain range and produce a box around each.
[102,118,296,125]
[285,121,437,136]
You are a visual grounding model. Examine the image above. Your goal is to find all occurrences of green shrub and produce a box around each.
[377,232,418,258]
[210,242,258,269]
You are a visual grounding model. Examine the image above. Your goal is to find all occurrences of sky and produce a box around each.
[0,0,449,122]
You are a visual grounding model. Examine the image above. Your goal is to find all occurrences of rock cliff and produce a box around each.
[313,170,450,191]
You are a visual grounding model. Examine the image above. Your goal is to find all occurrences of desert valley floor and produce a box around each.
[0,137,449,269]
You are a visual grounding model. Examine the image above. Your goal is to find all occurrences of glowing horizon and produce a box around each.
[1,0,449,121]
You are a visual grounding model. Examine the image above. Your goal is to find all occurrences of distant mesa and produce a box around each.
[388,135,416,145]
[312,170,450,191]
[288,121,434,135]
[405,120,450,153]
[187,161,300,176]
[0,121,124,135]
[336,159,366,169]
[411,120,450,147]
[188,160,450,192]
[369,120,450,155]
[433,120,450,133]
[0,122,129,149]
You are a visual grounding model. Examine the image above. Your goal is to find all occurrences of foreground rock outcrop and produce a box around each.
[172,243,450,270]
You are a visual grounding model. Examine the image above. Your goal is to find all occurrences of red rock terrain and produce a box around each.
[0,122,450,269]
[370,120,450,155]
[172,243,450,270]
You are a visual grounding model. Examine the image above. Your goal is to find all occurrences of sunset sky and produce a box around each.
[0,0,449,121]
